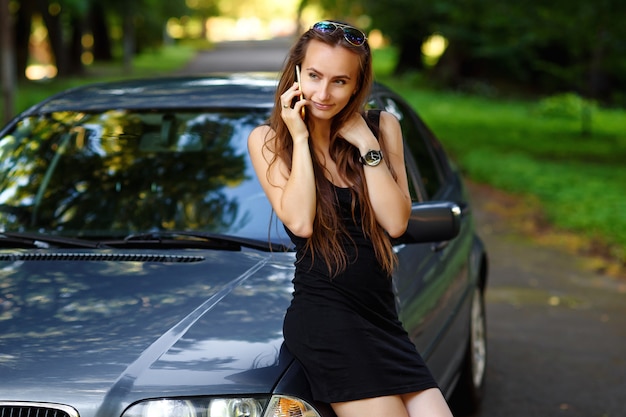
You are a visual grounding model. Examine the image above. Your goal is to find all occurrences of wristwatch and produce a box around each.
[360,149,383,167]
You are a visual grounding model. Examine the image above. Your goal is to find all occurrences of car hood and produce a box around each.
[0,248,296,416]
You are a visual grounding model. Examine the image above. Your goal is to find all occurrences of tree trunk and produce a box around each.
[1,0,17,123]
[122,13,134,74]
[588,45,604,100]
[68,16,84,75]
[15,0,35,80]
[394,38,425,75]
[90,3,113,61]
[37,0,66,77]
[432,41,467,87]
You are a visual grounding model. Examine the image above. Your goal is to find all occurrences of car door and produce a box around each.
[375,93,474,391]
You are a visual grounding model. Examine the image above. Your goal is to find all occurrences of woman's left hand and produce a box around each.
[337,113,379,153]
[340,111,412,237]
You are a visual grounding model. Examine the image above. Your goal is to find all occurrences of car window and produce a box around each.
[381,97,444,200]
[0,110,285,244]
[403,150,424,202]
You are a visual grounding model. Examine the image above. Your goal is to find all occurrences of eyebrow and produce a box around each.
[306,67,353,81]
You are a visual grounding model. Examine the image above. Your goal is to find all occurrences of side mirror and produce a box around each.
[395,201,462,244]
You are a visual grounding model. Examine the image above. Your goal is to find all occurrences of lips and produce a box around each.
[312,101,334,111]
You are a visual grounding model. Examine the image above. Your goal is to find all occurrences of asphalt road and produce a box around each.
[177,37,292,74]
[468,183,626,417]
[179,40,626,417]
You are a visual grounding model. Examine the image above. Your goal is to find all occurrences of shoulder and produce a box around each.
[376,111,403,146]
[378,110,400,129]
[248,125,278,166]
[366,110,400,131]
[247,124,274,150]
[248,124,273,141]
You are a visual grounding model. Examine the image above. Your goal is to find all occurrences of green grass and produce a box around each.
[377,74,626,264]
[371,47,626,267]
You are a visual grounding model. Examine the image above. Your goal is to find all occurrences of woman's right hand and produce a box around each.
[280,82,308,142]
[248,82,316,238]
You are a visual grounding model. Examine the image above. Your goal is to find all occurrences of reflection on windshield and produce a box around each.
[0,109,276,241]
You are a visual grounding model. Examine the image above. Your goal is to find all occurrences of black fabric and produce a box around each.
[365,109,382,135]
[283,181,438,403]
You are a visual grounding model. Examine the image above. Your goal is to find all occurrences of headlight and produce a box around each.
[209,398,263,417]
[122,395,320,417]
[141,400,196,417]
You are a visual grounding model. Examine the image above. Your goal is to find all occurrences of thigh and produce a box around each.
[331,395,409,417]
[402,388,453,417]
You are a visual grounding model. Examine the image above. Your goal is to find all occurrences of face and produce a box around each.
[300,40,360,121]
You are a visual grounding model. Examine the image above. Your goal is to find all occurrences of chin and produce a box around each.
[309,107,342,121]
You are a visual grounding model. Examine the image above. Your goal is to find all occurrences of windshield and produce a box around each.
[0,109,284,245]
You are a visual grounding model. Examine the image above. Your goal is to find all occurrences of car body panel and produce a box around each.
[0,74,487,417]
[19,75,278,116]
[367,89,479,394]
[0,249,296,414]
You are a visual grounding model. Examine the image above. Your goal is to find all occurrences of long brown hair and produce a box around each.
[265,22,398,277]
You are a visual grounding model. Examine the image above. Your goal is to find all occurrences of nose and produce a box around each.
[317,81,331,101]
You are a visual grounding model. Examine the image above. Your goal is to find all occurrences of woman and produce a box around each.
[248,21,454,417]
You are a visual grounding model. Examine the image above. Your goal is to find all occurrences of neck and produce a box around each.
[309,118,332,154]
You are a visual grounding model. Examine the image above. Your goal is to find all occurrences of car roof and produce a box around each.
[26,73,284,115]
[21,73,391,116]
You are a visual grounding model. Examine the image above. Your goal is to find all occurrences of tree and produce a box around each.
[103,0,191,73]
[362,0,439,73]
[14,0,35,80]
[6,0,193,80]
[36,0,91,76]
[528,0,626,103]
[354,0,626,105]
[1,0,16,124]
[89,2,113,61]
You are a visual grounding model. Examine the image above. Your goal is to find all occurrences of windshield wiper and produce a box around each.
[103,231,290,252]
[0,232,106,249]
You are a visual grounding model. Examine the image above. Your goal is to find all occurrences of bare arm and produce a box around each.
[247,84,316,237]
[338,111,411,237]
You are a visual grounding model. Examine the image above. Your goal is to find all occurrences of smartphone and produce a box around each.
[295,65,305,118]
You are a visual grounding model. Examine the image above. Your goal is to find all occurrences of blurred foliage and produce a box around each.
[380,72,626,267]
[362,0,626,107]
[4,0,626,107]
[7,0,209,78]
[533,93,597,120]
[375,41,626,268]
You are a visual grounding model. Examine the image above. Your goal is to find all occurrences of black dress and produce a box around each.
[283,184,438,403]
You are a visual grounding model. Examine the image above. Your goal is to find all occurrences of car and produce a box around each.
[0,74,488,417]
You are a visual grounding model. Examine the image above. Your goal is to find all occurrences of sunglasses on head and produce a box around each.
[312,21,367,47]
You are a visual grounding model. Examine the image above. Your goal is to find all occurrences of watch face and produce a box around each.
[364,150,383,166]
